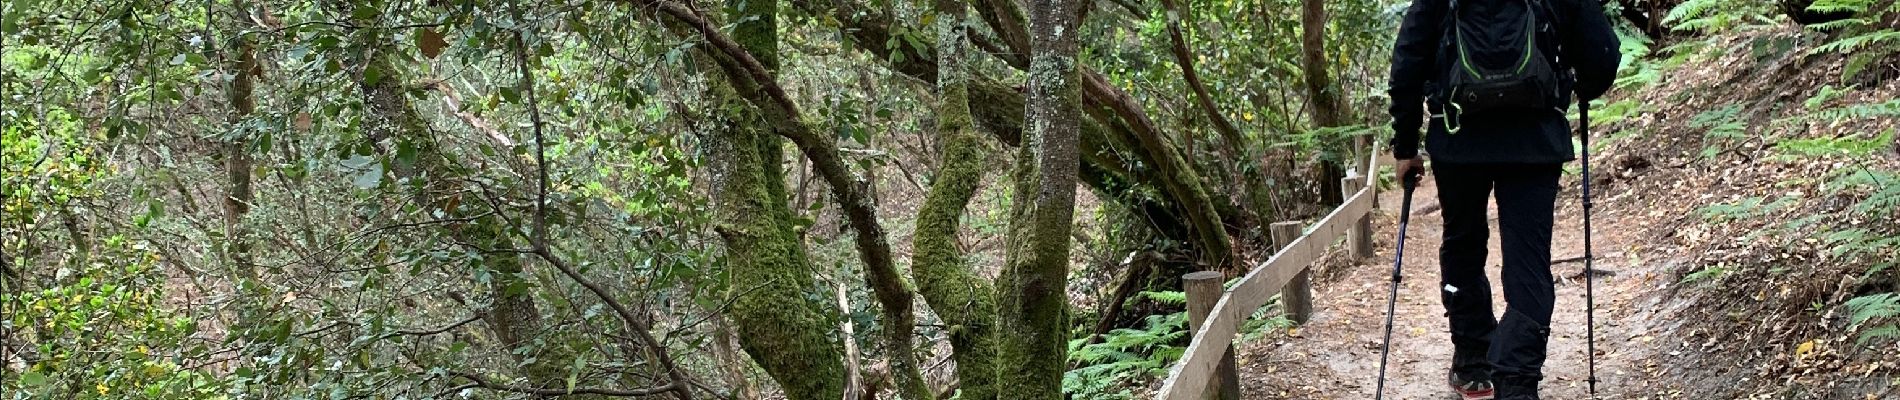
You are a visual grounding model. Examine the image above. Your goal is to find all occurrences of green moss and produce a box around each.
[912,8,1001,395]
[708,80,847,400]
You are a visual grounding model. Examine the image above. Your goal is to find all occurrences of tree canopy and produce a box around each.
[1,0,1405,398]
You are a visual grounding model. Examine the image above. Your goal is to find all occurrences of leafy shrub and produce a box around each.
[4,238,229,399]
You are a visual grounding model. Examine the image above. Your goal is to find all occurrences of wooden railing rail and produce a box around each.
[1157,143,1384,400]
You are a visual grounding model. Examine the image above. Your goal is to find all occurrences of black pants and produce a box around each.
[1433,163,1561,380]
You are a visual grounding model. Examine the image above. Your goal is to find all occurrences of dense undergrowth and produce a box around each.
[1584,0,1900,395]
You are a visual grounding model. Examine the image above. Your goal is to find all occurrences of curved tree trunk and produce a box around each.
[996,0,1086,397]
[706,75,849,400]
[791,0,1230,271]
[911,0,1001,398]
[717,0,933,394]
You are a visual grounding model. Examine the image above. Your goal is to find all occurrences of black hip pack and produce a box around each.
[1435,0,1564,133]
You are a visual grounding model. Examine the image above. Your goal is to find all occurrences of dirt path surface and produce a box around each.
[1231,177,1672,399]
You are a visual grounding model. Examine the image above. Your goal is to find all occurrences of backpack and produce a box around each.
[1435,0,1565,132]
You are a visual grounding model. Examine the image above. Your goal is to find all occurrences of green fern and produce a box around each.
[1665,0,1727,26]
[1689,104,1748,157]
[1844,292,1900,345]
[1773,128,1893,158]
[1691,104,1747,137]
[1697,196,1793,222]
[1805,17,1872,31]
[1667,0,1772,32]
[1131,290,1188,306]
[1824,168,1900,218]
[1809,99,1900,122]
[1680,264,1730,284]
[1803,85,1853,110]
[1809,29,1900,54]
[1806,0,1879,14]
[1065,313,1189,399]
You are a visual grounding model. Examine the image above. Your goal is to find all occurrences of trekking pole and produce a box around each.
[1580,102,1599,398]
[1373,168,1424,400]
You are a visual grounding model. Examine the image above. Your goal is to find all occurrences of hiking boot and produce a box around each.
[1493,375,1540,400]
[1448,369,1495,400]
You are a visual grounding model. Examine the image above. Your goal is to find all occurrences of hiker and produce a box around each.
[1385,0,1621,398]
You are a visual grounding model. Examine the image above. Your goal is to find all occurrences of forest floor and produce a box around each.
[1230,174,1679,399]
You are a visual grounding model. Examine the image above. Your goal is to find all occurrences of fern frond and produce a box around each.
[1845,292,1900,326]
[1852,179,1900,217]
[1805,17,1872,31]
[1858,325,1899,345]
[1772,128,1891,157]
[1810,99,1900,122]
[1803,85,1853,110]
[1841,47,1898,82]
[1666,0,1726,25]
[1806,0,1877,14]
[1132,290,1187,306]
[1809,29,1900,55]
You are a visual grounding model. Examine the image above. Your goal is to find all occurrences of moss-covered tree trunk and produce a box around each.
[718,0,932,396]
[706,76,848,400]
[912,0,1000,398]
[996,0,1085,397]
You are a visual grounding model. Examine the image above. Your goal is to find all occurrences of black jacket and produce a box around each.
[1387,0,1621,163]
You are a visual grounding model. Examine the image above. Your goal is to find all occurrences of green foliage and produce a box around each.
[1824,169,1900,218]
[1697,195,1796,222]
[1806,0,1883,14]
[3,238,230,399]
[1688,103,1747,158]
[1773,128,1893,159]
[1665,0,1774,32]
[1810,29,1900,53]
[1803,85,1853,110]
[1680,264,1730,285]
[1809,99,1900,122]
[1132,290,1189,306]
[1801,0,1900,82]
[1281,124,1382,164]
[1238,305,1296,341]
[1590,98,1645,127]
[1065,288,1294,398]
[1064,313,1189,400]
[1844,293,1900,345]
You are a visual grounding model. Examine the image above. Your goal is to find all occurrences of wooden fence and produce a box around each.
[1155,143,1385,400]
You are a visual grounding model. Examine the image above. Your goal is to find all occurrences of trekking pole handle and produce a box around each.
[1401,168,1423,192]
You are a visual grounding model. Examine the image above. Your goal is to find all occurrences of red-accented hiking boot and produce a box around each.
[1449,370,1496,400]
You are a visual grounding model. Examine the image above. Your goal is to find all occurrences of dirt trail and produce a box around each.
[1232,177,1674,399]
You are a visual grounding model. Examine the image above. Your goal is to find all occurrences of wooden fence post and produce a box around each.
[1268,222,1313,324]
[1342,176,1374,260]
[1182,271,1242,400]
[1366,148,1383,210]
